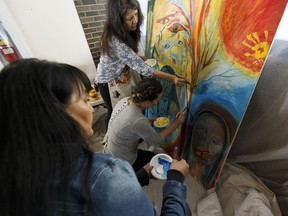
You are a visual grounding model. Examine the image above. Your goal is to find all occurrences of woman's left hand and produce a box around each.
[143,163,153,177]
[139,55,148,61]
[175,111,186,124]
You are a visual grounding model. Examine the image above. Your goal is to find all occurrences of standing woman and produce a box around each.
[0,59,191,216]
[95,0,187,125]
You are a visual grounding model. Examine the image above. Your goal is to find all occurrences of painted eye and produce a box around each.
[168,23,184,33]
[195,128,205,139]
[212,139,220,145]
[163,44,171,49]
[159,17,170,25]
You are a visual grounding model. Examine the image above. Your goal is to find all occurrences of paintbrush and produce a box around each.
[172,107,188,123]
[175,74,191,85]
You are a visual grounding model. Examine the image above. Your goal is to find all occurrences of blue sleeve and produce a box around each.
[89,155,191,216]
[161,180,192,216]
[90,157,157,216]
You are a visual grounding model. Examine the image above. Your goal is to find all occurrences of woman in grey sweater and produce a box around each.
[104,79,185,182]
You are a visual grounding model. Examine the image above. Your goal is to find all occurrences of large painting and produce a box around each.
[145,0,287,189]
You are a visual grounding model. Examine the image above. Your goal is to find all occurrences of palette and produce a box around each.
[150,153,173,180]
[154,117,169,128]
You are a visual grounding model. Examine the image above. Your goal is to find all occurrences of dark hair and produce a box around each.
[131,78,162,103]
[101,0,144,56]
[0,58,92,216]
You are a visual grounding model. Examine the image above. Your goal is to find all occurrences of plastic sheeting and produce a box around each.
[229,39,288,214]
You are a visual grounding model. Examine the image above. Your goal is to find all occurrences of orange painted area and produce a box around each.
[220,0,287,73]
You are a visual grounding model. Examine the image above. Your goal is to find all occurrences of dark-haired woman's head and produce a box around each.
[109,0,143,31]
[119,0,142,32]
[131,78,162,106]
[0,58,94,139]
[101,0,144,55]
[0,58,94,216]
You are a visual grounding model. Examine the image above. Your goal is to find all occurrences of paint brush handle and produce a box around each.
[175,74,191,85]
[172,107,187,123]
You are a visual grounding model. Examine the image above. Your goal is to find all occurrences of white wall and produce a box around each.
[0,0,96,80]
[138,0,148,56]
[139,0,148,34]
[275,4,288,41]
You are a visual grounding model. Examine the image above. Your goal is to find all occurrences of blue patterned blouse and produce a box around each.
[95,36,154,84]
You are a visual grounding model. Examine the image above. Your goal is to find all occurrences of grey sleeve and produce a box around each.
[132,117,164,146]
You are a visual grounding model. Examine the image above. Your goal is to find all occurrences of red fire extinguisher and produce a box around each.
[0,21,21,65]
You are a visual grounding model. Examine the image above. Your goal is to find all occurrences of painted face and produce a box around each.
[191,113,225,166]
[124,8,138,31]
[66,87,94,138]
[151,2,192,75]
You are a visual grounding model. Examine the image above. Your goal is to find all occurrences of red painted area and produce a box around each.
[220,0,287,73]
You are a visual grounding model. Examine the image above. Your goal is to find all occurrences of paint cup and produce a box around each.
[154,117,169,128]
[145,58,159,70]
[150,153,173,180]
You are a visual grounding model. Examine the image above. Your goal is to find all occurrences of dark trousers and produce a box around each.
[132,149,156,172]
[97,83,113,124]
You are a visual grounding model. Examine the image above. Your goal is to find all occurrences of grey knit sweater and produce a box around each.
[104,97,164,164]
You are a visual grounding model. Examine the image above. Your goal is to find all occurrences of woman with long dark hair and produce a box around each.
[95,0,188,125]
[0,58,191,216]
